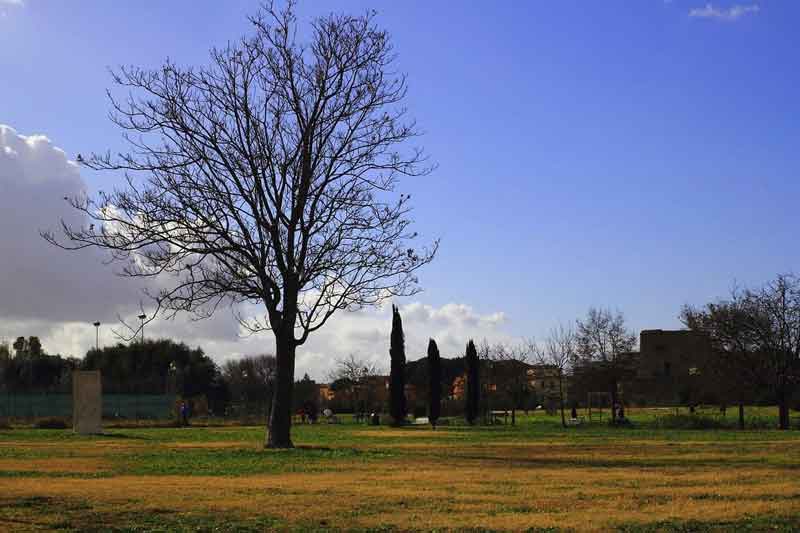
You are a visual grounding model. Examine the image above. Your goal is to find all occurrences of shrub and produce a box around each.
[654,412,784,430]
[35,418,68,429]
[652,414,727,430]
[608,417,634,428]
[744,416,775,430]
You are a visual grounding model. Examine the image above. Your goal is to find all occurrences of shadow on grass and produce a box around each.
[94,432,151,441]
[617,514,800,532]
[0,495,285,532]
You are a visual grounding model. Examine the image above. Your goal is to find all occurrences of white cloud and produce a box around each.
[689,3,760,21]
[294,302,512,379]
[13,300,513,382]
[0,125,143,326]
[0,124,514,381]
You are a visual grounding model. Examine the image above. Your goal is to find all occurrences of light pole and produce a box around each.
[93,321,100,350]
[138,314,147,344]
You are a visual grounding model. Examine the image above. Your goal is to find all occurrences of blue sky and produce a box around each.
[1,1,798,371]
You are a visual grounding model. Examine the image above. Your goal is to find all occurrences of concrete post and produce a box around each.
[72,370,102,434]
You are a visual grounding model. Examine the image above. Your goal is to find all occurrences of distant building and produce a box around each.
[527,364,562,400]
[317,383,334,403]
[318,374,418,414]
[631,329,713,405]
[316,331,720,414]
[451,361,562,407]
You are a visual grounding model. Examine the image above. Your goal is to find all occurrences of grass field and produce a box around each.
[2,407,800,532]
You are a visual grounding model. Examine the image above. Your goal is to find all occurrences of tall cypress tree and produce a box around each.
[427,338,442,429]
[389,305,407,426]
[465,339,480,425]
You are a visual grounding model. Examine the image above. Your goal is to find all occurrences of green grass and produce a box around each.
[1,407,800,531]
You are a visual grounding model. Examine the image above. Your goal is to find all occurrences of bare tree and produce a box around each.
[327,353,380,385]
[327,353,382,414]
[538,325,576,428]
[222,354,277,416]
[43,3,436,448]
[682,274,800,430]
[488,341,534,426]
[681,300,761,429]
[750,275,800,429]
[574,308,637,423]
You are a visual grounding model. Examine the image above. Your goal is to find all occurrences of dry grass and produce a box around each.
[0,458,110,474]
[1,423,799,531]
[2,462,798,531]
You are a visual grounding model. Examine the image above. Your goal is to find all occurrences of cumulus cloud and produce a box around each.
[21,300,512,381]
[293,302,512,380]
[689,3,760,21]
[0,125,513,380]
[0,125,143,325]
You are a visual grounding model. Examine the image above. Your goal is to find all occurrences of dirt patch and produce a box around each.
[165,441,255,450]
[0,458,111,474]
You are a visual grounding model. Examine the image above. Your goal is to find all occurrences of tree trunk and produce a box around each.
[511,407,515,426]
[610,381,618,423]
[778,390,790,430]
[266,330,296,449]
[559,376,566,429]
[738,403,745,430]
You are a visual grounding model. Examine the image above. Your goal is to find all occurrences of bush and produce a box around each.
[608,417,634,428]
[744,416,775,430]
[652,414,726,430]
[653,412,784,430]
[34,418,68,429]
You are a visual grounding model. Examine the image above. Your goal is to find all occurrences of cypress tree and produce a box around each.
[427,338,442,429]
[465,339,480,425]
[389,305,407,425]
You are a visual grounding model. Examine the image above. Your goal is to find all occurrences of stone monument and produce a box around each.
[72,370,102,434]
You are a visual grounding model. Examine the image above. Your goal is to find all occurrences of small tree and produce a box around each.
[222,354,277,417]
[327,354,379,413]
[538,325,576,428]
[389,305,407,425]
[488,342,533,426]
[575,308,637,423]
[465,339,480,425]
[427,338,441,428]
[681,301,759,429]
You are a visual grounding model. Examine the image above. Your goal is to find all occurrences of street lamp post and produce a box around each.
[138,314,147,344]
[93,321,100,350]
